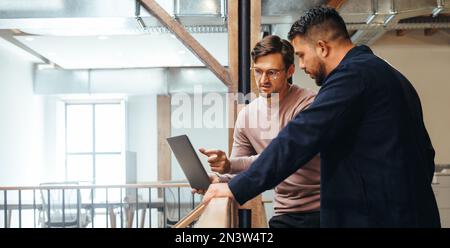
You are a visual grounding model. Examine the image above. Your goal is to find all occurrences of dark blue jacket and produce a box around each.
[229,45,441,227]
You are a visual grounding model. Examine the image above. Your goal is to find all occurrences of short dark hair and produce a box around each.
[288,6,350,42]
[251,35,294,70]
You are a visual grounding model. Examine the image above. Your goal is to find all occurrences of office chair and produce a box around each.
[39,181,91,228]
[164,188,196,228]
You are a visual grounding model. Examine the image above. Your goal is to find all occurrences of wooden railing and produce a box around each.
[0,181,200,228]
[173,197,237,228]
[0,182,269,228]
[172,195,269,228]
[0,182,190,190]
[195,197,237,228]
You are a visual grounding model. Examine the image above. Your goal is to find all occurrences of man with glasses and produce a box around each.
[197,35,321,228]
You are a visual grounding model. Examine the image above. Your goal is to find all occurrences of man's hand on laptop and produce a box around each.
[198,148,231,174]
[191,173,220,195]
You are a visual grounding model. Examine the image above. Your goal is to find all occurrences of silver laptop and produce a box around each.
[166,135,211,190]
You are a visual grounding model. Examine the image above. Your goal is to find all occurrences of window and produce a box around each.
[65,102,125,185]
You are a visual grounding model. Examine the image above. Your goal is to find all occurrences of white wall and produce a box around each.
[371,30,450,164]
[169,93,229,220]
[126,95,158,182]
[41,96,65,182]
[170,93,229,180]
[0,38,45,186]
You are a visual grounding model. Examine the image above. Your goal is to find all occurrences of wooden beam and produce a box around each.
[228,0,239,94]
[228,0,239,155]
[173,203,206,228]
[227,0,267,229]
[195,198,232,228]
[157,94,171,224]
[246,1,268,228]
[424,28,438,36]
[396,29,407,36]
[250,0,261,96]
[0,30,59,67]
[326,0,347,9]
[227,0,261,154]
[157,95,171,182]
[240,194,267,228]
[139,0,231,88]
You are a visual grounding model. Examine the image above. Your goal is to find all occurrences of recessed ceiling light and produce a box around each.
[204,1,216,11]
[97,36,109,40]
[25,37,34,41]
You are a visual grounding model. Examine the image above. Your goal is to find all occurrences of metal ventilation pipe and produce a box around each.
[432,0,445,17]
[238,0,251,103]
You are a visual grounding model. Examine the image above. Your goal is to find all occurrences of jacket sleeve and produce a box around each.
[228,67,366,205]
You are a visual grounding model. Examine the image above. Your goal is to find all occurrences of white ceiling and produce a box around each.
[14,32,229,69]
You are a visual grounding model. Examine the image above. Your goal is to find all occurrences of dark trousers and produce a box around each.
[269,212,320,228]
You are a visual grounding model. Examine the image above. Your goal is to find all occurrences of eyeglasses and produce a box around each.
[251,68,285,82]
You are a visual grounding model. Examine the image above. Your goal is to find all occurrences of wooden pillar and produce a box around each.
[157,95,171,182]
[157,95,171,227]
[250,0,262,96]
[326,0,347,9]
[227,0,261,153]
[228,0,266,228]
[424,28,438,36]
[139,0,231,88]
[396,29,407,36]
[246,0,267,228]
[228,0,239,155]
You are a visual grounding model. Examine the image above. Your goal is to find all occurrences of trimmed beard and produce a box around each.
[315,61,327,86]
